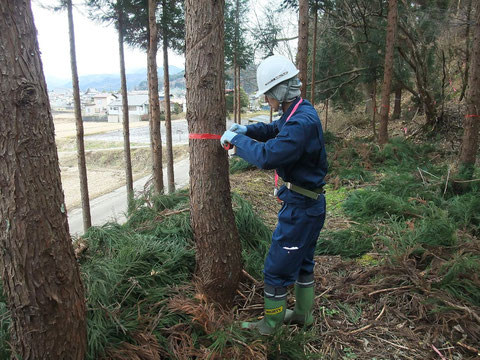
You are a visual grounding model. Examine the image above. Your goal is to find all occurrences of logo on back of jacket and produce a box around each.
[265,72,288,86]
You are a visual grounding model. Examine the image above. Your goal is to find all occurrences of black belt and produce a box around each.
[285,182,324,200]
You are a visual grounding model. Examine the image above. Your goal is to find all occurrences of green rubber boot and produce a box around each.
[241,286,287,335]
[284,275,315,326]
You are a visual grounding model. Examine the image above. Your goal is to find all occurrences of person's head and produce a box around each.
[255,55,301,110]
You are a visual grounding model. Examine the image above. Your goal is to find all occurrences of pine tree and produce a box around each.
[185,0,242,305]
[86,0,134,204]
[378,0,398,145]
[459,0,480,177]
[0,1,87,357]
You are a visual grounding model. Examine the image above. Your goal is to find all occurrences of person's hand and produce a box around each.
[220,130,237,147]
[228,124,247,134]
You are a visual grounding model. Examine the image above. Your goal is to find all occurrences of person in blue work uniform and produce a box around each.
[220,55,328,335]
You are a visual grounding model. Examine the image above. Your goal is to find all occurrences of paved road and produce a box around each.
[68,158,190,237]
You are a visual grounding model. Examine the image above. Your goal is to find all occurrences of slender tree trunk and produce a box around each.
[372,82,377,138]
[392,86,402,120]
[67,0,91,230]
[297,0,309,98]
[233,57,237,123]
[325,98,329,132]
[459,0,480,173]
[0,1,87,358]
[237,65,241,124]
[162,0,175,194]
[117,8,134,204]
[185,0,242,306]
[460,0,473,102]
[148,0,164,194]
[310,4,318,105]
[378,0,398,145]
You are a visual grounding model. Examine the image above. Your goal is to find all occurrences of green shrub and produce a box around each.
[316,225,376,258]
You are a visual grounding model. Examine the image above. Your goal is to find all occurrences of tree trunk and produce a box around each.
[392,86,402,120]
[0,1,87,358]
[310,3,318,105]
[460,0,473,102]
[325,98,329,132]
[117,8,134,205]
[372,82,377,138]
[297,0,309,98]
[162,0,175,194]
[148,0,164,194]
[378,0,398,145]
[185,0,242,306]
[459,0,480,172]
[233,57,237,123]
[237,65,241,124]
[67,0,91,230]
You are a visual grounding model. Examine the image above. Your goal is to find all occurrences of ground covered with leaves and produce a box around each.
[0,133,479,359]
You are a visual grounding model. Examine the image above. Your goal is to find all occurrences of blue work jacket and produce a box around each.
[230,97,328,208]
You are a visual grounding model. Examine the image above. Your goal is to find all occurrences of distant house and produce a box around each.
[84,93,117,116]
[108,94,150,123]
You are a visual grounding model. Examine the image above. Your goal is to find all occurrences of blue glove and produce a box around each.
[229,123,247,134]
[220,130,237,147]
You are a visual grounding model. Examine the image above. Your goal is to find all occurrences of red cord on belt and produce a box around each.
[189,133,232,150]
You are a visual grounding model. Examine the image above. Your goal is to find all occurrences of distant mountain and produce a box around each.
[46,65,183,92]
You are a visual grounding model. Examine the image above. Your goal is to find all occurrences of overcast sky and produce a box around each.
[31,0,296,80]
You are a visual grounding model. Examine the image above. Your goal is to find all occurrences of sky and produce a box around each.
[31,1,185,79]
[31,0,296,80]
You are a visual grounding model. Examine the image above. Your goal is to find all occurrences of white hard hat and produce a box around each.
[255,55,299,98]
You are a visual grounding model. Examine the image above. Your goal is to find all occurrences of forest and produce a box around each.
[0,0,479,359]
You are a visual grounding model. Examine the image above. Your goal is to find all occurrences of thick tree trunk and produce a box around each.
[392,86,402,120]
[378,0,398,145]
[310,5,318,105]
[162,0,175,194]
[297,0,309,98]
[148,0,164,194]
[0,1,87,358]
[459,1,480,171]
[185,0,242,306]
[117,9,134,204]
[67,0,91,230]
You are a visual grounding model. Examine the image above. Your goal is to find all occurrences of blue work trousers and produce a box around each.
[264,195,326,288]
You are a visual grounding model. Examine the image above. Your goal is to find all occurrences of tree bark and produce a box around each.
[459,0,480,171]
[148,0,164,194]
[185,0,242,306]
[378,0,398,145]
[162,0,175,194]
[67,0,91,230]
[117,7,134,204]
[310,3,318,105]
[237,65,241,124]
[297,0,309,98]
[459,0,473,102]
[233,56,237,123]
[372,82,377,138]
[0,1,87,358]
[392,86,402,120]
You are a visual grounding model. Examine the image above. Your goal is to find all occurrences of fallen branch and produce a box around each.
[346,304,386,335]
[242,269,259,284]
[456,341,480,355]
[368,285,413,296]
[452,178,480,183]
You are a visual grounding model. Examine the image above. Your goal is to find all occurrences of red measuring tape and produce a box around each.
[188,133,232,150]
[465,114,479,118]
